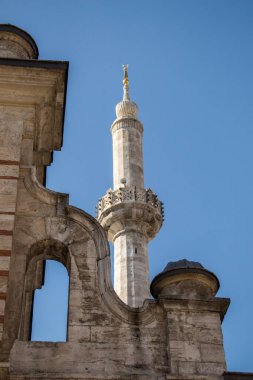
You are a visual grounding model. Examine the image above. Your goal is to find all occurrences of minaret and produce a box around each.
[97,66,163,307]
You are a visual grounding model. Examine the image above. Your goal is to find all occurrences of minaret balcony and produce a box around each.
[97,187,164,240]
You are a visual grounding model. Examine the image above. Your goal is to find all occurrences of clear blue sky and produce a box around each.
[1,0,253,372]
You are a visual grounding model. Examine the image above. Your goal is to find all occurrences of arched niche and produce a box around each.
[19,239,70,341]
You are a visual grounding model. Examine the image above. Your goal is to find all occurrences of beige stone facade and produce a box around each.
[0,24,251,380]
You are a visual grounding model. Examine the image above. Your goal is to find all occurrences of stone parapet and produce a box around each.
[97,186,164,219]
[97,187,163,243]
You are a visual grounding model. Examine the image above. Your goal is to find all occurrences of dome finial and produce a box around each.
[115,65,138,119]
[122,64,130,101]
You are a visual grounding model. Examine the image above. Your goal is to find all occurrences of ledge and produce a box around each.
[0,57,68,69]
[224,372,253,379]
[159,297,230,321]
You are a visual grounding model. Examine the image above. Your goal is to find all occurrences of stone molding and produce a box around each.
[159,297,230,321]
[111,117,143,134]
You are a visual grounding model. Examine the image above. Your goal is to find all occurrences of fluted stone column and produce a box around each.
[97,66,163,307]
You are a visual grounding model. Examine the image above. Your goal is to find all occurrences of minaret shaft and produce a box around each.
[112,121,144,190]
[114,231,149,307]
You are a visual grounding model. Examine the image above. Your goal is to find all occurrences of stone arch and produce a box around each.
[19,239,70,341]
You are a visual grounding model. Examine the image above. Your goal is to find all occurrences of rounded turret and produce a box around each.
[0,24,38,59]
[150,259,219,300]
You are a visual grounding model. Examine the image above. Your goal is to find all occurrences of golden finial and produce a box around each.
[122,64,129,86]
[122,64,130,101]
[116,64,138,118]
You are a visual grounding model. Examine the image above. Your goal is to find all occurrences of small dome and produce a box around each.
[0,24,38,59]
[115,100,138,119]
[163,259,204,272]
[150,259,219,300]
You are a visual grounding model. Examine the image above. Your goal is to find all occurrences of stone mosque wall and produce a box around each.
[0,24,251,380]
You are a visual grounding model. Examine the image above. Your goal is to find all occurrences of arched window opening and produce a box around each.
[30,259,69,342]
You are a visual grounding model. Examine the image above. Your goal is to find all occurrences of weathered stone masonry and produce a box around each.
[0,24,251,380]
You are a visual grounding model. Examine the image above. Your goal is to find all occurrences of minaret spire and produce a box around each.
[97,67,163,308]
[122,64,130,101]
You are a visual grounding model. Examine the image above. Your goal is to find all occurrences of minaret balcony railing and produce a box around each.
[97,186,164,220]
